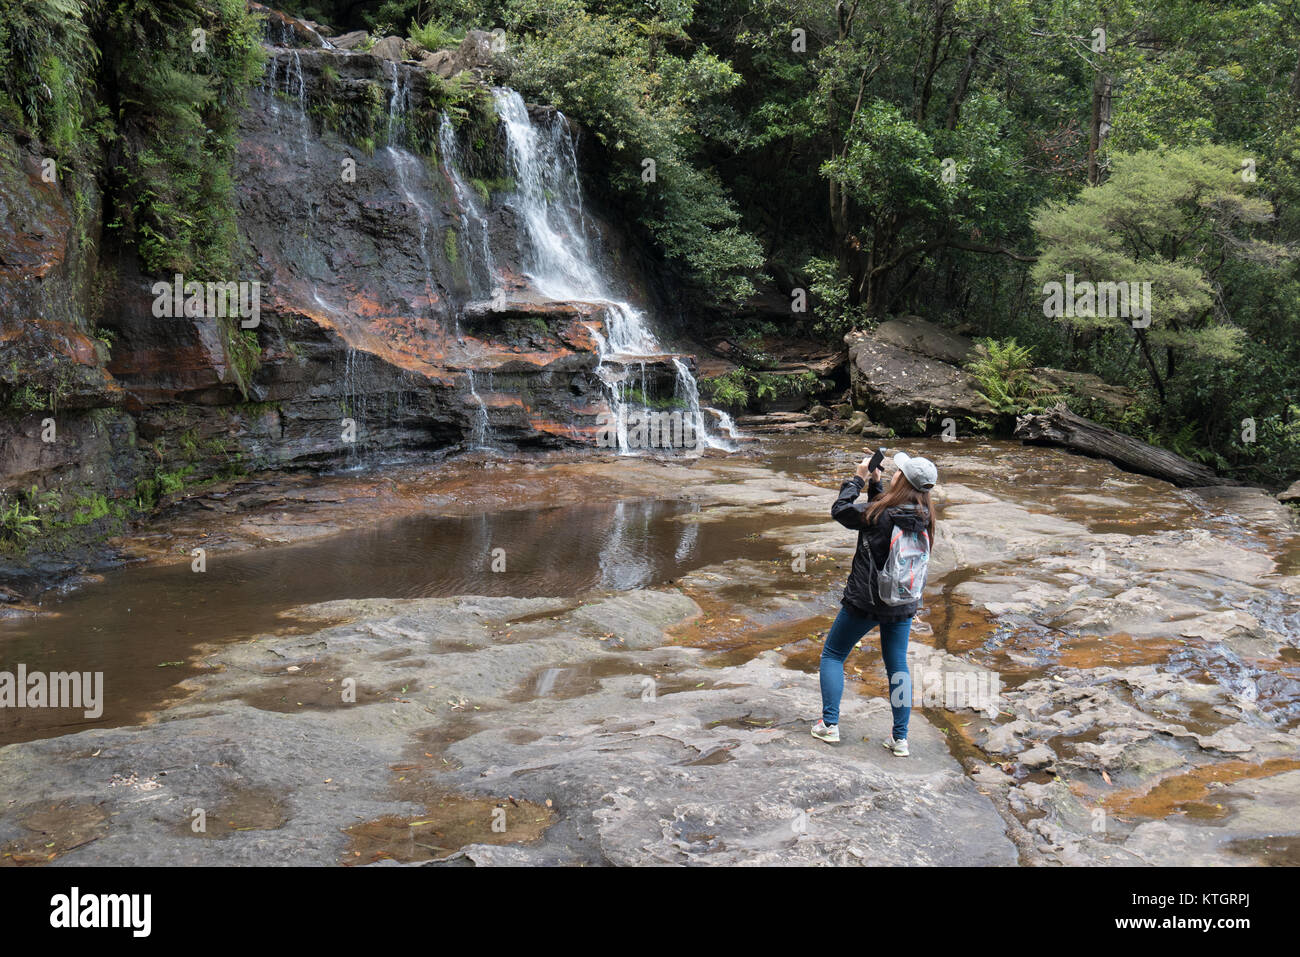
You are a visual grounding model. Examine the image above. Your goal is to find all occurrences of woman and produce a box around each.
[813,451,938,755]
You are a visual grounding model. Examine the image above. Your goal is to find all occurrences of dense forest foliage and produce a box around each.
[3,0,1298,485]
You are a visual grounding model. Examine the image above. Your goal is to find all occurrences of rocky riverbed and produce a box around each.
[1,435,1297,866]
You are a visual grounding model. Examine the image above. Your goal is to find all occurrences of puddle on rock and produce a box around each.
[1058,633,1181,670]
[677,743,739,766]
[508,656,681,703]
[230,656,404,714]
[179,786,290,839]
[707,712,783,730]
[0,801,108,865]
[342,794,554,865]
[1224,834,1300,866]
[411,713,485,773]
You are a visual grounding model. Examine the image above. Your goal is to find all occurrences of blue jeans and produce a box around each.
[819,606,912,739]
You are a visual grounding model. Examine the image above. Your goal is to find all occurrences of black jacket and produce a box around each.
[831,475,931,622]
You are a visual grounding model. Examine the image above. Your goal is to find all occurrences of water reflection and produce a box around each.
[0,499,794,744]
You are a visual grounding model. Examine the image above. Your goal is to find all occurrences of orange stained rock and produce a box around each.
[287,302,451,383]
[930,597,998,654]
[2,320,99,365]
[476,392,523,410]
[0,160,70,280]
[1059,633,1180,670]
[1102,757,1300,821]
[528,416,590,439]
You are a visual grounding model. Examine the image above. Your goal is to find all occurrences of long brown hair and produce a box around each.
[864,471,936,540]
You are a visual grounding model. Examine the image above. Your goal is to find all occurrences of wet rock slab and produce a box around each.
[0,588,1012,866]
[435,651,1015,866]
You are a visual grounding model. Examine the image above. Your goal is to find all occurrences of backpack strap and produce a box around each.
[862,512,896,584]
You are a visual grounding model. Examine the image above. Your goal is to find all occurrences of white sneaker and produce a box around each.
[812,720,840,743]
[882,736,909,757]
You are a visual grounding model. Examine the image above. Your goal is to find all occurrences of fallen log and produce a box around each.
[1014,404,1235,487]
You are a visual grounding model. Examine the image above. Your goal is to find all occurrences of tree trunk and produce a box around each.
[1134,327,1165,402]
[1015,405,1235,487]
[1087,71,1112,185]
[945,34,985,130]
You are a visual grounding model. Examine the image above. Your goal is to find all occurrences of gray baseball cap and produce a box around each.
[894,452,938,491]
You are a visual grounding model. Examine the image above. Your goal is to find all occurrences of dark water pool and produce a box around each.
[0,497,797,744]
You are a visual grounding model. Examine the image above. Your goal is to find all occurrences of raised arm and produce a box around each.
[831,461,884,528]
[831,475,867,528]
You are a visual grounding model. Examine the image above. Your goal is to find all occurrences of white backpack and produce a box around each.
[873,521,931,605]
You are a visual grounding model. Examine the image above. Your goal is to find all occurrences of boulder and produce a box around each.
[419,49,457,77]
[1033,367,1135,419]
[407,30,502,78]
[456,29,500,71]
[1278,480,1300,504]
[331,30,368,50]
[369,35,411,61]
[844,410,870,435]
[808,404,830,421]
[845,327,992,433]
[1018,744,1057,770]
[873,315,974,365]
[865,316,1136,424]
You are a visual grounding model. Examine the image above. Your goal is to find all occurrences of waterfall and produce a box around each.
[438,115,497,299]
[263,48,306,107]
[265,14,336,50]
[342,346,368,464]
[382,62,471,379]
[255,42,736,456]
[671,357,713,453]
[465,369,493,449]
[383,66,432,308]
[385,61,411,145]
[491,88,737,452]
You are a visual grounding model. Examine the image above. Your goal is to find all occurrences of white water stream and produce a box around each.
[487,88,736,452]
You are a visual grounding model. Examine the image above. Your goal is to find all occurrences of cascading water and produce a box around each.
[257,41,735,457]
[384,64,443,339]
[386,64,501,453]
[433,108,500,447]
[262,46,359,448]
[465,369,493,449]
[490,88,737,452]
[342,347,368,462]
[438,115,497,299]
[265,15,335,50]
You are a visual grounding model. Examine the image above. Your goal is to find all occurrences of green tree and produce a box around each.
[1032,144,1286,401]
